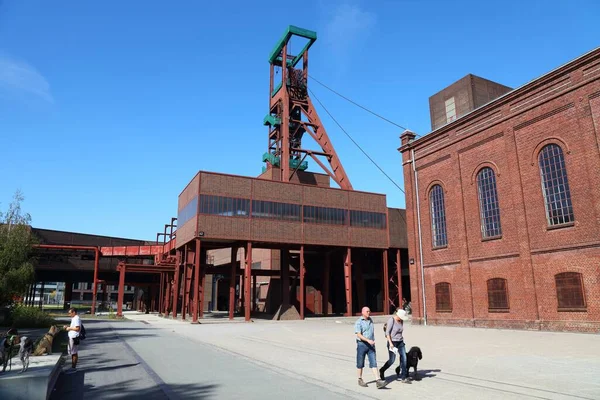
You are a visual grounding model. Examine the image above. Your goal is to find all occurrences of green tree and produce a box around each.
[0,190,35,308]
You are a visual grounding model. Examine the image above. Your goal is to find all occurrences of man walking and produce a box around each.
[63,307,81,374]
[379,308,411,383]
[354,306,385,388]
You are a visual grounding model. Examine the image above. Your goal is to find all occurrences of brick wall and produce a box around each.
[401,48,600,333]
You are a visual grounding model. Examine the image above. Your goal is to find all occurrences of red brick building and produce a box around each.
[400,47,600,332]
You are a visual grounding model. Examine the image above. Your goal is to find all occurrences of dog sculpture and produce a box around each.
[33,325,58,356]
[18,336,34,373]
[395,346,423,379]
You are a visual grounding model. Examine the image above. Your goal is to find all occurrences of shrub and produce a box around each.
[8,305,56,328]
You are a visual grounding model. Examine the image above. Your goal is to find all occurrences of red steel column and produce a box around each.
[383,250,390,314]
[244,242,252,322]
[164,274,171,315]
[396,249,403,307]
[299,245,305,320]
[323,253,330,316]
[344,248,352,317]
[193,238,201,323]
[117,263,125,317]
[159,273,164,315]
[229,246,237,320]
[91,248,99,315]
[181,245,188,320]
[281,248,290,305]
[172,250,181,319]
[199,249,206,318]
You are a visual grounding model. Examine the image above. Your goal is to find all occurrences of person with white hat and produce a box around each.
[379,308,412,384]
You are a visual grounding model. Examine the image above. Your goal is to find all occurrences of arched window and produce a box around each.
[435,282,452,312]
[555,272,586,311]
[429,185,448,247]
[538,144,574,226]
[487,278,509,312]
[477,167,502,238]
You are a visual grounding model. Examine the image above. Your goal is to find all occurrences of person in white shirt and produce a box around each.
[63,307,81,373]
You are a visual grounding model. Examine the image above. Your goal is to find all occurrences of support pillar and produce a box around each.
[244,242,252,322]
[159,273,164,315]
[299,245,305,320]
[181,245,189,320]
[193,238,201,323]
[91,248,99,315]
[199,248,206,318]
[344,248,352,317]
[396,249,403,307]
[164,274,172,315]
[117,263,125,317]
[383,250,390,314]
[281,248,290,305]
[323,253,330,316]
[229,246,237,320]
[172,250,181,319]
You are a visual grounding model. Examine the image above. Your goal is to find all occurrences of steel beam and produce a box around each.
[344,248,352,317]
[323,253,330,316]
[383,250,390,314]
[396,249,403,307]
[172,250,181,319]
[299,245,305,320]
[193,238,201,323]
[229,246,237,320]
[117,263,125,317]
[244,242,252,322]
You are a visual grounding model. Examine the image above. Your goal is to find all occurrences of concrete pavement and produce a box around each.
[51,313,600,399]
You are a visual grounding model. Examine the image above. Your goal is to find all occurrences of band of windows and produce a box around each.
[193,194,386,229]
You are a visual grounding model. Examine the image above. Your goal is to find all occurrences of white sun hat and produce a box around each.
[395,309,410,321]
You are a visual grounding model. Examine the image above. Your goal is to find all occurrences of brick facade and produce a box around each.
[400,47,600,333]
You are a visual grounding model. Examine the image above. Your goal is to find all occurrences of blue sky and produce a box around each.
[1,0,598,240]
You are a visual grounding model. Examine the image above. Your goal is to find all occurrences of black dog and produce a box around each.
[395,346,423,379]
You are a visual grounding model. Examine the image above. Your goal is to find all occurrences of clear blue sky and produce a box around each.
[1,0,598,240]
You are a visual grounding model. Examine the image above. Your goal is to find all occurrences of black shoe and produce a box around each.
[395,366,400,377]
[379,367,385,381]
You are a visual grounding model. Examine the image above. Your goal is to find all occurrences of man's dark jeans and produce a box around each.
[380,340,407,379]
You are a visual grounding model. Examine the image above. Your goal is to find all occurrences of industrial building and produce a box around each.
[25,26,410,323]
[400,47,600,332]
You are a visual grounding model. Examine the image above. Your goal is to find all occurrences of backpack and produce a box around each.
[79,323,86,340]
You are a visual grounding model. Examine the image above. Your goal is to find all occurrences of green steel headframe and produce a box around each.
[268,25,317,67]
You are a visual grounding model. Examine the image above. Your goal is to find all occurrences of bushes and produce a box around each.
[7,305,56,328]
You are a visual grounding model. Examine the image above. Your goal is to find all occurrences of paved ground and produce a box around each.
[51,313,600,399]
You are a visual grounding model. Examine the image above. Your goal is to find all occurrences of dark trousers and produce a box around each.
[380,340,408,379]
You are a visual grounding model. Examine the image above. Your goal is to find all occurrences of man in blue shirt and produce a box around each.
[354,306,385,388]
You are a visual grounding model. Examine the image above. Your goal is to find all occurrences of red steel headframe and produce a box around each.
[265,26,353,190]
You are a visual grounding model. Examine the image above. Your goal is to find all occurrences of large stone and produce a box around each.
[271,303,300,321]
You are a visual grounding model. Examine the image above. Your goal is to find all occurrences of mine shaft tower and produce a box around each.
[263,26,353,190]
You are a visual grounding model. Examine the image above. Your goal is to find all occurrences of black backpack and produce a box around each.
[79,323,86,340]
